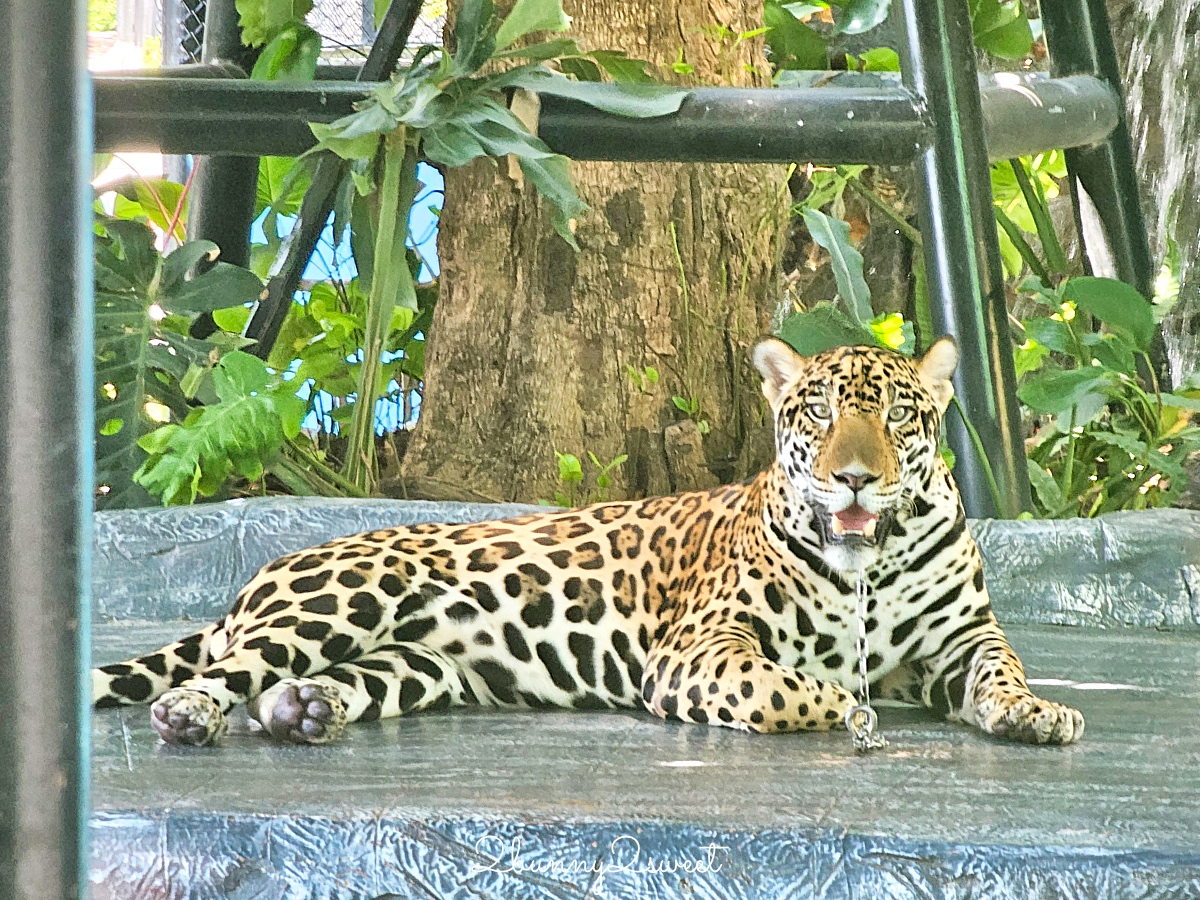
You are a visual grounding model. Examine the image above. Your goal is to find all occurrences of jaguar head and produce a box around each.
[752,336,958,572]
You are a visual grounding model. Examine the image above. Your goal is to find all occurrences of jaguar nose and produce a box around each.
[832,468,881,493]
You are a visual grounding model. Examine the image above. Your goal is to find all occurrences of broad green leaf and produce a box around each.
[586,50,655,84]
[1017,365,1113,415]
[858,46,900,71]
[517,154,587,249]
[309,121,381,161]
[495,0,571,50]
[134,351,298,505]
[764,0,829,71]
[133,179,188,242]
[777,303,874,356]
[970,0,1034,59]
[1026,459,1065,515]
[1160,393,1200,413]
[493,38,581,62]
[452,0,497,75]
[212,305,253,334]
[497,69,688,118]
[801,208,873,325]
[250,21,321,81]
[1022,317,1072,354]
[257,156,312,217]
[869,312,914,355]
[1082,331,1137,377]
[558,56,604,82]
[828,0,891,35]
[1062,277,1155,351]
[236,0,314,47]
[556,451,583,483]
[421,122,489,167]
[1014,338,1048,378]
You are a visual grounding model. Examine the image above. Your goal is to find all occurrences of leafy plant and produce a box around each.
[134,351,306,505]
[1017,276,1200,515]
[551,450,629,506]
[627,364,659,394]
[671,395,711,435]
[93,218,264,508]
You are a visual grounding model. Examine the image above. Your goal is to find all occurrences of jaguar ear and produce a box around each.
[753,337,805,407]
[917,336,958,412]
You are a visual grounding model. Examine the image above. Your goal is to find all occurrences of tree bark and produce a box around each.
[400,0,788,503]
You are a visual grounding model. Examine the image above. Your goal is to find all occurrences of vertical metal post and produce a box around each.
[187,0,259,269]
[895,0,1031,518]
[1040,0,1168,385]
[0,0,92,896]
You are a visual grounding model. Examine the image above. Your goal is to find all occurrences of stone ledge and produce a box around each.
[93,499,1200,629]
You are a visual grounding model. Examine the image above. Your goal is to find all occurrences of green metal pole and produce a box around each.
[895,0,1032,518]
[0,0,92,895]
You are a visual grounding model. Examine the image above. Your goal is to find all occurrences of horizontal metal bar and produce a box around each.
[93,73,1119,163]
[94,78,369,155]
[979,74,1120,162]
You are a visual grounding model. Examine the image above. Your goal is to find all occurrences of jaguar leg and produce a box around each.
[248,642,470,745]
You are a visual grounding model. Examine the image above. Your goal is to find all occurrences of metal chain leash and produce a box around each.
[845,571,888,754]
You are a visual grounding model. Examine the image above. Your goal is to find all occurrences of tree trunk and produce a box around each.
[400,0,788,504]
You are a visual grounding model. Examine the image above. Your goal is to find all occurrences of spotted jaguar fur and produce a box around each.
[93,338,1084,748]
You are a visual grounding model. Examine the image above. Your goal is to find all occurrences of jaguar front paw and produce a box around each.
[150,688,227,746]
[255,679,347,745]
[979,694,1084,746]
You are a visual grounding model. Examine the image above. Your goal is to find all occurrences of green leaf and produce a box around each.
[558,56,604,81]
[309,121,381,161]
[250,21,321,81]
[257,156,312,218]
[777,303,874,356]
[556,451,583,483]
[1017,366,1114,415]
[452,0,497,75]
[1022,317,1072,354]
[586,50,655,84]
[858,46,900,71]
[828,0,891,35]
[1026,459,1065,515]
[497,69,688,118]
[212,305,253,334]
[518,154,587,249]
[1160,393,1200,413]
[1062,277,1155,352]
[134,351,297,505]
[236,0,314,47]
[495,0,571,50]
[801,208,872,325]
[970,0,1034,59]
[764,0,829,70]
[493,37,581,62]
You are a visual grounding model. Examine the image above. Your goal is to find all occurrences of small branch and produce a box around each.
[839,169,923,247]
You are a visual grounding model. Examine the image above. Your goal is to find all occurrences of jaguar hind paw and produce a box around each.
[151,688,227,746]
[254,679,347,745]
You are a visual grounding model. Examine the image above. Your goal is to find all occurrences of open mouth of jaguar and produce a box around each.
[814,502,896,549]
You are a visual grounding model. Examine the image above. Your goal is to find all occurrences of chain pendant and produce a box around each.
[846,571,888,754]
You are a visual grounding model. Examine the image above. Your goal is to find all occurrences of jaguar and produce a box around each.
[93,337,1084,748]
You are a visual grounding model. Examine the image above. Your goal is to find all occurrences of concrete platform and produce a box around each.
[90,621,1200,899]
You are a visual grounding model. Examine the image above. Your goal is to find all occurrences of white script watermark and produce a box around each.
[467,834,729,886]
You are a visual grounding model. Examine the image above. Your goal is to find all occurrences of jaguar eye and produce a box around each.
[807,403,832,421]
[887,405,913,424]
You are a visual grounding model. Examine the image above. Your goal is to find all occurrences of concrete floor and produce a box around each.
[89,622,1200,899]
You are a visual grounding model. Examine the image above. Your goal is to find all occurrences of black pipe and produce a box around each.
[1041,0,1168,387]
[93,74,1120,164]
[895,0,1031,519]
[0,0,91,895]
[187,0,261,289]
